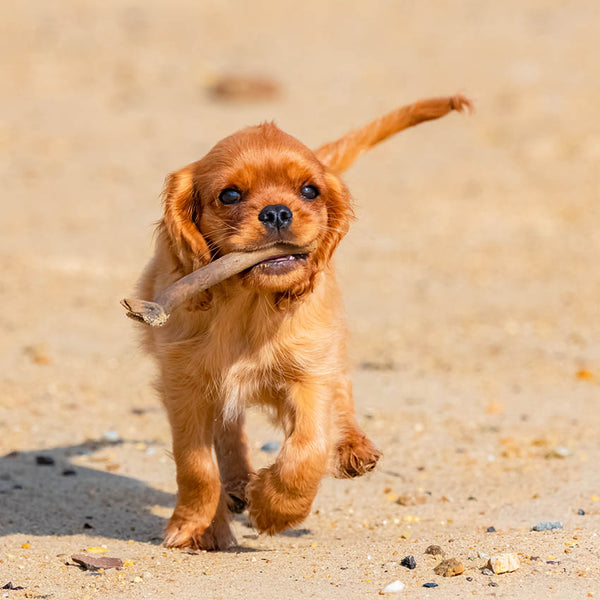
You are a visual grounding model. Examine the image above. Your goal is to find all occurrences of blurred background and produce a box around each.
[1,1,599,597]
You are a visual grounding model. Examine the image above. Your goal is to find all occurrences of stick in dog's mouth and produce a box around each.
[120,243,314,327]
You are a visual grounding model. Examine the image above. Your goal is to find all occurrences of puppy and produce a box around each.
[133,95,471,550]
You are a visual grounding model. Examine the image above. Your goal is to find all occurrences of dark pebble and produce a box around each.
[62,469,77,476]
[401,555,417,569]
[466,577,473,581]
[424,545,444,557]
[260,441,280,453]
[577,509,585,516]
[481,568,494,576]
[2,582,24,590]
[489,581,498,587]
[423,582,438,588]
[486,526,496,533]
[13,484,23,490]
[35,456,54,466]
[83,523,93,529]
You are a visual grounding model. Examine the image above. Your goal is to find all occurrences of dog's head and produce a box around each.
[158,95,471,305]
[161,123,353,300]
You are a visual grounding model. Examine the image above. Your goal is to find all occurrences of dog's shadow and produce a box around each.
[0,441,173,543]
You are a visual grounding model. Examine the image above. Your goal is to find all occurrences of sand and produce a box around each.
[1,1,599,598]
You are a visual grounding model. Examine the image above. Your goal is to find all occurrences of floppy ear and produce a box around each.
[315,94,472,173]
[312,172,354,268]
[159,164,211,273]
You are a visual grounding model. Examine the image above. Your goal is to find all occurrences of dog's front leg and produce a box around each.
[162,389,235,551]
[333,377,382,478]
[247,380,330,535]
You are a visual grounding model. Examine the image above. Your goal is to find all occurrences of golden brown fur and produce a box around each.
[133,95,470,550]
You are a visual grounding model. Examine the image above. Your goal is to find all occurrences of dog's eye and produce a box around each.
[300,184,319,200]
[219,188,242,205]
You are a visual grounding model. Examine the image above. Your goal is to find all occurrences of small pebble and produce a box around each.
[546,447,570,459]
[260,441,280,454]
[396,492,428,506]
[24,344,51,365]
[102,430,120,443]
[423,582,438,588]
[481,568,494,576]
[62,469,77,477]
[489,581,499,587]
[578,509,585,516]
[400,555,416,570]
[424,545,444,557]
[466,576,473,582]
[486,526,496,533]
[532,521,563,531]
[382,580,405,593]
[433,558,464,577]
[487,553,520,574]
[71,554,123,571]
[35,456,54,466]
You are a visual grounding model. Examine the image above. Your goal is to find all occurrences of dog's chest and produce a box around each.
[194,305,292,414]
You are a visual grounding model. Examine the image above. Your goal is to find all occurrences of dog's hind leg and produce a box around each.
[214,413,253,514]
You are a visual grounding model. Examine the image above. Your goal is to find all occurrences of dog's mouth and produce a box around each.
[251,253,308,275]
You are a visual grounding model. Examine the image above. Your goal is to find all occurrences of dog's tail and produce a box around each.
[314,94,472,173]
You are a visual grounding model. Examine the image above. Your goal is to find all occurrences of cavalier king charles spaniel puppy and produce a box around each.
[132,95,471,550]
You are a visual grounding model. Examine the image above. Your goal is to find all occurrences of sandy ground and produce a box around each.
[1,1,600,598]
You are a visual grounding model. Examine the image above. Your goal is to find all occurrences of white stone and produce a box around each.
[382,580,405,593]
[488,553,520,574]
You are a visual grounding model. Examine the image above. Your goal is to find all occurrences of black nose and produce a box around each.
[258,204,293,230]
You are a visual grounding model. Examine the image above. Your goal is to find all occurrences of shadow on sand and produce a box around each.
[0,441,312,550]
[0,440,173,543]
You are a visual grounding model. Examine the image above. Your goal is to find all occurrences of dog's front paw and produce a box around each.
[164,508,236,551]
[335,434,381,478]
[247,467,314,535]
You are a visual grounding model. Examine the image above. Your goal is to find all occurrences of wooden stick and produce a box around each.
[121,243,311,327]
